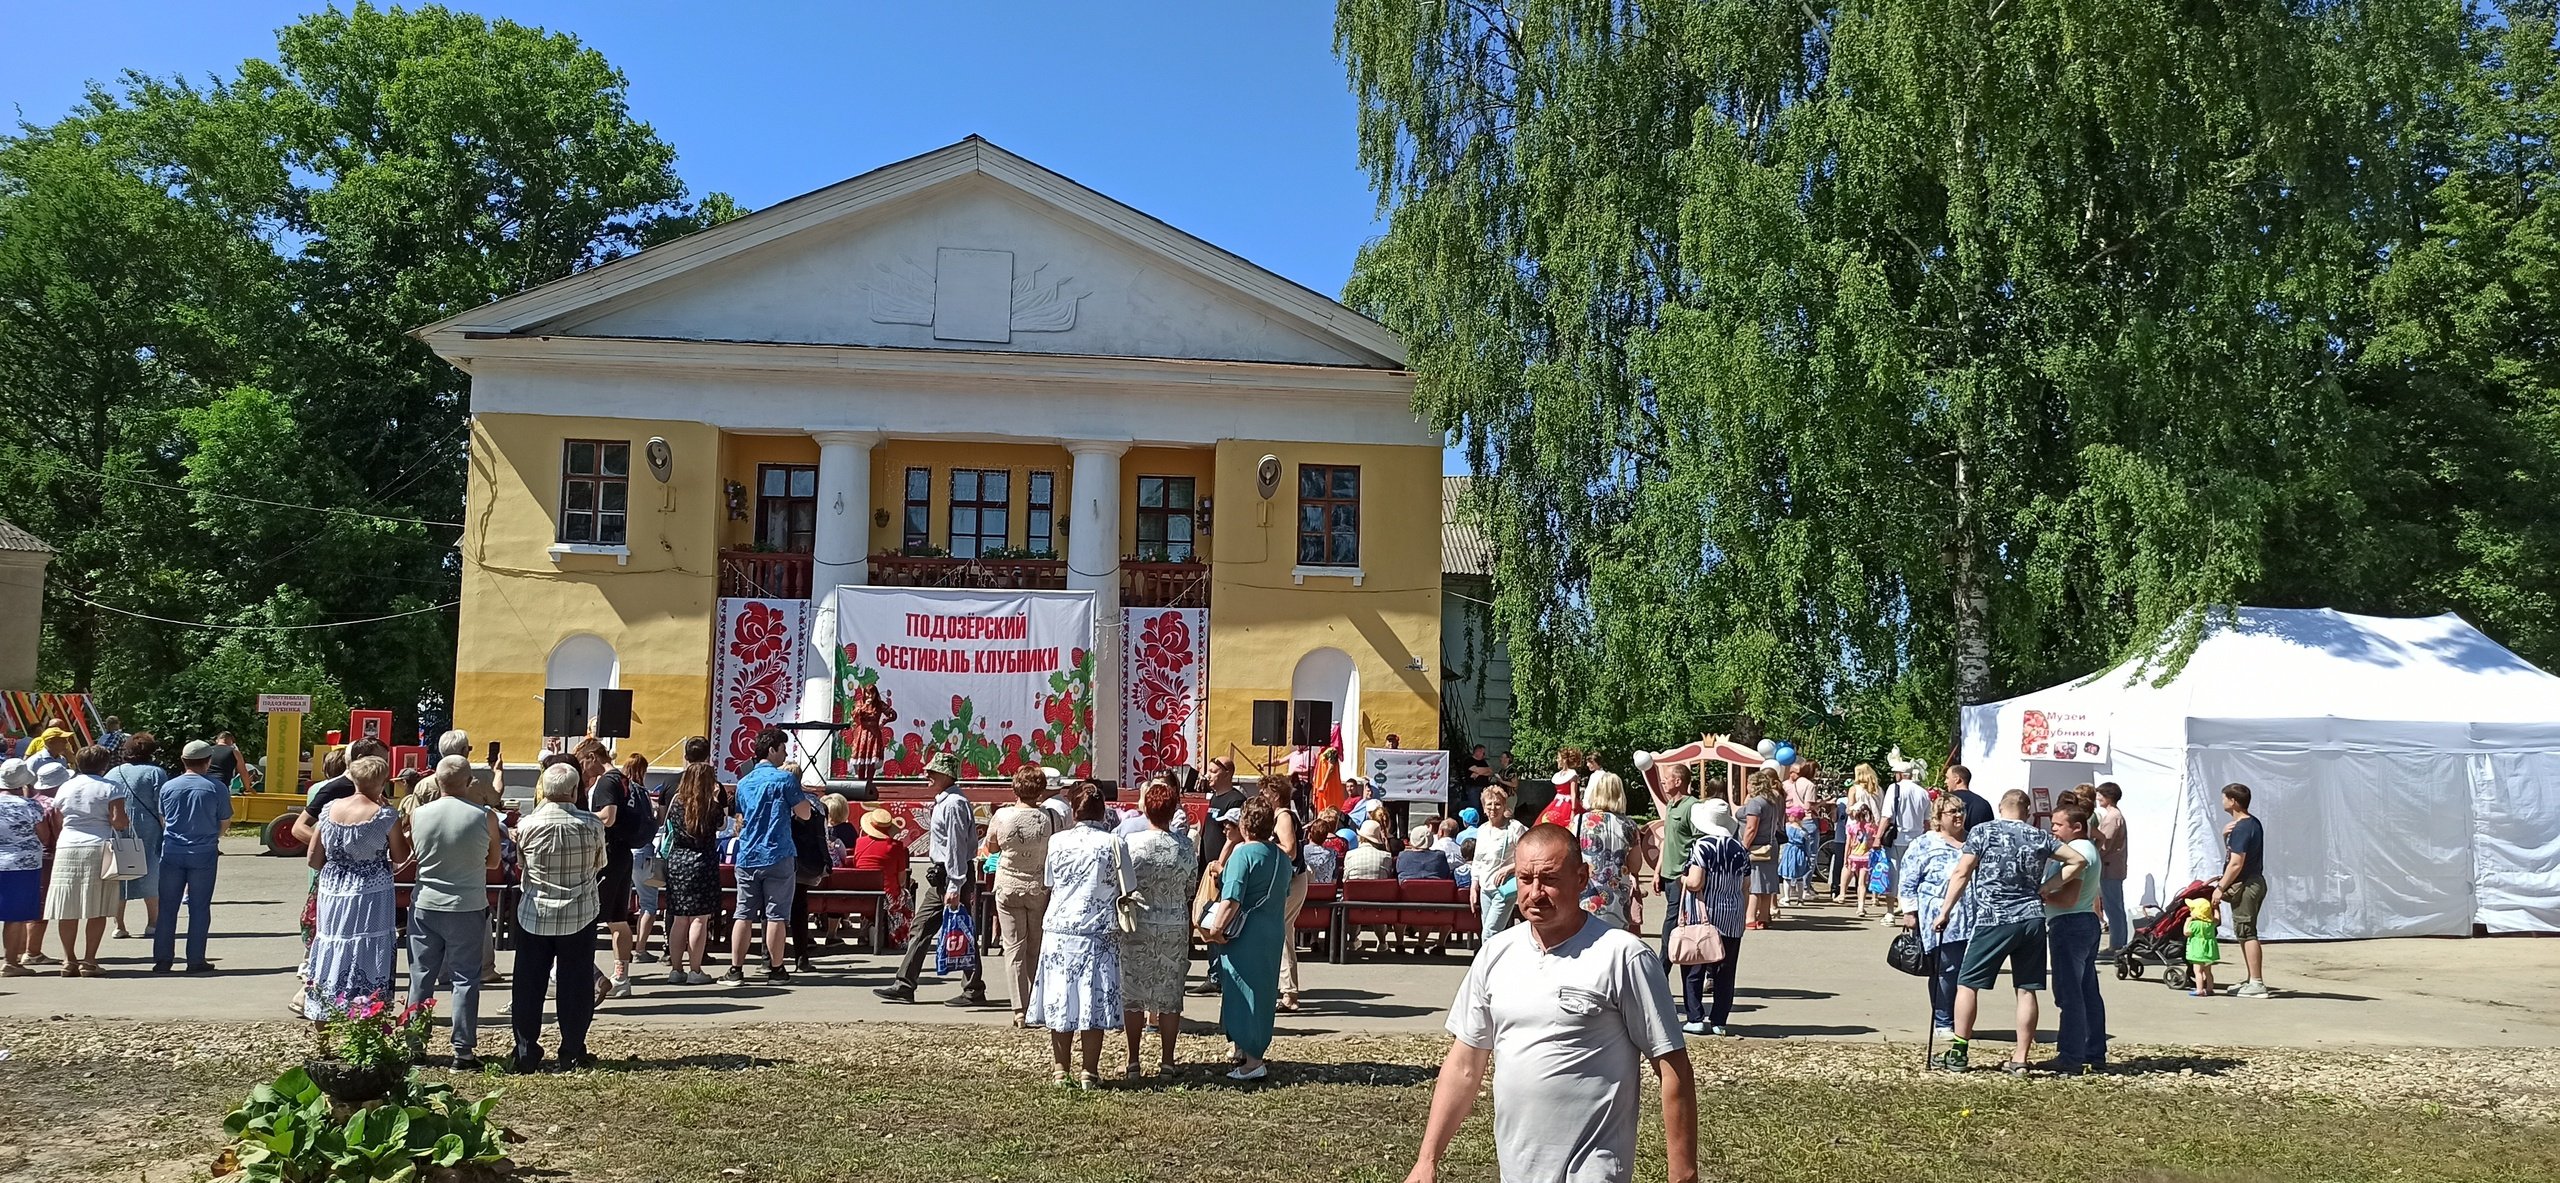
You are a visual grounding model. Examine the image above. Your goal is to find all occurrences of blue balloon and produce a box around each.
[1337,827,1361,848]
[1773,743,1798,766]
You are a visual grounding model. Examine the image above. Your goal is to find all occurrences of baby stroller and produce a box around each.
[2113,879,2214,989]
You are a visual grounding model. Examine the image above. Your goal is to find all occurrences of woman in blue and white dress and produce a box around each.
[106,734,168,939]
[1678,798,1753,1036]
[1028,790,1136,1088]
[1898,795,1977,1041]
[303,756,408,1022]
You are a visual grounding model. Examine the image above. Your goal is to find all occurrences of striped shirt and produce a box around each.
[514,802,606,936]
[1682,833,1752,940]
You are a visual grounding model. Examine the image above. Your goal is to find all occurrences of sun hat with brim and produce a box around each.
[1692,798,1739,840]
[35,762,70,789]
[183,739,219,762]
[859,808,902,841]
[924,752,962,780]
[0,759,29,790]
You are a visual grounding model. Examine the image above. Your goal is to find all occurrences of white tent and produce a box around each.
[1959,607,2560,940]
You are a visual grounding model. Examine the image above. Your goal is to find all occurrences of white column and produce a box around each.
[801,430,879,781]
[1066,440,1128,783]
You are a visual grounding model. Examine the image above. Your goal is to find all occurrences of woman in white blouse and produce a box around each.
[1469,784,1527,935]
[44,746,131,976]
[1027,791,1136,1089]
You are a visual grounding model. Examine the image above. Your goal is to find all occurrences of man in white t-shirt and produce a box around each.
[1879,767,1933,903]
[1407,825,1697,1183]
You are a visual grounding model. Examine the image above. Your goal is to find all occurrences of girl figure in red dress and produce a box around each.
[845,685,897,782]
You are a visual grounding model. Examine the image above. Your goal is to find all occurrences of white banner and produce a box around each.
[712,597,811,780]
[2018,706,2110,763]
[1368,748,1450,804]
[1121,607,1207,787]
[827,587,1097,779]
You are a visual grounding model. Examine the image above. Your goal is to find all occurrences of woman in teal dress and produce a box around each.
[1213,801,1292,1081]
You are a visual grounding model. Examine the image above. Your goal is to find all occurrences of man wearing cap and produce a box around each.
[876,751,989,1006]
[152,742,232,973]
[25,728,74,795]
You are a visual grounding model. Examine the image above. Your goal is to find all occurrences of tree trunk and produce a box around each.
[1948,451,1993,714]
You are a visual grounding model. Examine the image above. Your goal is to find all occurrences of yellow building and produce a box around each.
[418,137,1439,782]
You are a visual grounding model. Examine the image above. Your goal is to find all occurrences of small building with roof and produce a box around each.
[0,518,52,690]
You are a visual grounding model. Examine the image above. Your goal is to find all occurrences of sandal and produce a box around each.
[1122,1059,1143,1080]
[1051,1067,1071,1086]
[82,960,105,977]
[1277,994,1299,1014]
[1158,1058,1178,1076]
[61,961,80,978]
[1077,1071,1101,1091]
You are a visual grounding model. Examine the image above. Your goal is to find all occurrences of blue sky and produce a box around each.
[7,1,1464,471]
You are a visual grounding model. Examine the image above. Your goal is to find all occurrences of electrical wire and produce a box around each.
[66,592,458,631]
[29,455,465,530]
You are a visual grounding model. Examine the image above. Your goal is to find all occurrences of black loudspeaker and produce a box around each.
[1292,699,1333,748]
[1251,700,1290,747]
[542,689,588,738]
[593,689,634,739]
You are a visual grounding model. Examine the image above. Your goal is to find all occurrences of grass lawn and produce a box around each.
[0,1023,2549,1182]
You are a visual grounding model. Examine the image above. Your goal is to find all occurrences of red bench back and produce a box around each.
[1343,877,1400,926]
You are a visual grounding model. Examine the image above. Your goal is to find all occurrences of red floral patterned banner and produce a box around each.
[712,597,810,780]
[1121,607,1207,786]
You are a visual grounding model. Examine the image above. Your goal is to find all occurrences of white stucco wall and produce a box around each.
[552,178,1372,368]
[0,552,46,690]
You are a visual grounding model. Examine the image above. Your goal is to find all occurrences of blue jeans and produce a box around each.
[152,851,218,968]
[1656,882,1682,964]
[2049,912,2109,1066]
[2101,878,2130,952]
[408,906,487,1054]
[1928,939,1968,1031]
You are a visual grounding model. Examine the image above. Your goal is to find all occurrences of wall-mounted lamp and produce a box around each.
[1199,496,1214,533]
[723,480,747,521]
[872,507,891,529]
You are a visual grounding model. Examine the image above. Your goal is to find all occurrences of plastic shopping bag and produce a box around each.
[934,904,978,978]
[1866,847,1895,896]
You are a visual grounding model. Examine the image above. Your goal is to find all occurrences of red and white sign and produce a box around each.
[712,597,811,780]
[1121,607,1207,786]
[828,587,1097,780]
[2018,708,2109,762]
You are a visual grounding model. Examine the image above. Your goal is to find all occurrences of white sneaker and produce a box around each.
[607,976,634,1000]
[2233,980,2271,998]
[1933,1026,1957,1042]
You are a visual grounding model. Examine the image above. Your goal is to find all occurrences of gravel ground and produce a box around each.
[5,1017,2557,1126]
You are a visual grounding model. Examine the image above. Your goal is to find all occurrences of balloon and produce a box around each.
[1632,749,1657,773]
[1773,743,1797,766]
[1756,739,1777,757]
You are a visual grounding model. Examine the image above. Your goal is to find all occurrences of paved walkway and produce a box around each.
[4,838,2555,1048]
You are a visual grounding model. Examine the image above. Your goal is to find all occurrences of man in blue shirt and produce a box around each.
[154,741,233,973]
[875,751,988,1006]
[725,728,814,984]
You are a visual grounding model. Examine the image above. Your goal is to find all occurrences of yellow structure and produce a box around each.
[419,139,1440,778]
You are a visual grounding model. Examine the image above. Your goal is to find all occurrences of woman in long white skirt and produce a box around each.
[1026,788,1135,1089]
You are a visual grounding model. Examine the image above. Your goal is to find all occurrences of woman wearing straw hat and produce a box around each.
[851,805,915,952]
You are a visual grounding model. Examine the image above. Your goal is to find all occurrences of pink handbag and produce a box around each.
[1667,920,1725,966]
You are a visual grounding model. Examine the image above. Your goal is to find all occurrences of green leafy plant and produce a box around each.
[977,546,1058,561]
[220,1068,511,1182]
[899,543,949,558]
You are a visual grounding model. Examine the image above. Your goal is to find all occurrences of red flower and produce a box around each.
[730,601,791,663]
[1137,720,1190,774]
[726,659,788,717]
[1138,611,1195,674]
[1133,672,1189,726]
[726,720,763,772]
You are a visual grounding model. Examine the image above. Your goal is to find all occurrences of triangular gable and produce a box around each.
[416,137,1406,370]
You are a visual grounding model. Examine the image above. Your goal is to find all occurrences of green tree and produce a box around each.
[1341,0,2470,763]
[1,3,735,746]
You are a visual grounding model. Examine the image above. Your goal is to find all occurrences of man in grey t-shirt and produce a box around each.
[1407,825,1698,1183]
[1934,789,2088,1073]
[407,760,502,1068]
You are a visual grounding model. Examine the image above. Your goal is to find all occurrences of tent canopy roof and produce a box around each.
[1992,607,2560,725]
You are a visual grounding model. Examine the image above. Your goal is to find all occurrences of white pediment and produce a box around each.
[419,138,1405,371]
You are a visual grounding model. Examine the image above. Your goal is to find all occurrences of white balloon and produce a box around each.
[1756,739,1777,757]
[1632,749,1657,772]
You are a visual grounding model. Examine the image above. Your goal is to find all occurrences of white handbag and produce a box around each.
[102,834,147,881]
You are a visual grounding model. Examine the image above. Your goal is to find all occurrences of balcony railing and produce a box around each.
[716,548,1210,608]
[718,549,813,600]
[867,554,1067,590]
[1122,559,1210,609]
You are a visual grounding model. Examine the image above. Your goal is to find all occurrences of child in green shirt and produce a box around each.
[2185,896,2221,997]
